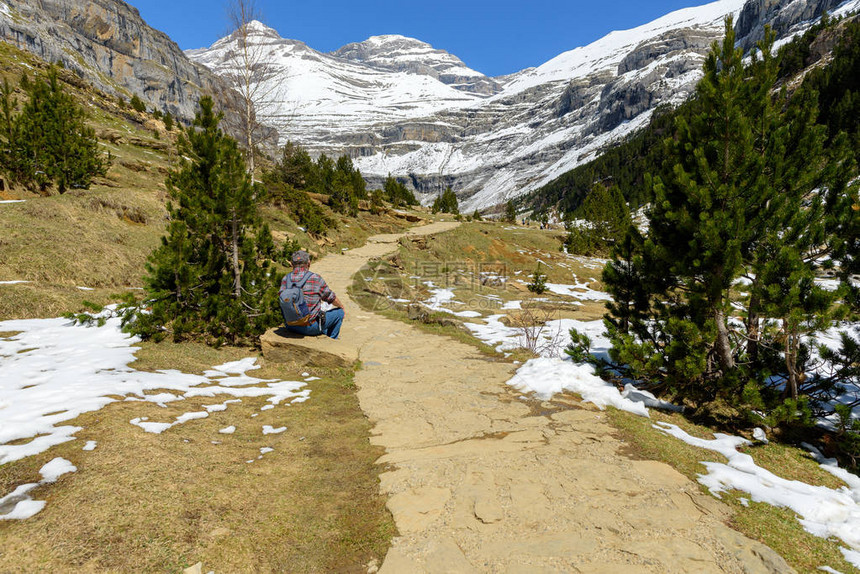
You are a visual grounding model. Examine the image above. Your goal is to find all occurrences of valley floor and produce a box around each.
[1,220,858,573]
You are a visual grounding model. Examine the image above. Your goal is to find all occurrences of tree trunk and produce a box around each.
[714,308,736,373]
[784,325,799,400]
[231,212,241,299]
[244,95,254,176]
[746,291,760,364]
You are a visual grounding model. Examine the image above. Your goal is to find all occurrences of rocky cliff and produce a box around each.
[0,0,235,122]
[735,0,852,49]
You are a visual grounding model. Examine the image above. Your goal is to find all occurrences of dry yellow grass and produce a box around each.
[0,342,394,573]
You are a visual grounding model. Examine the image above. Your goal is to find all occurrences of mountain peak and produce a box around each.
[332,34,498,94]
[239,19,281,38]
[362,34,431,47]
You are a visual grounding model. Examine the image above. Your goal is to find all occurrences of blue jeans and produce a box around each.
[286,309,345,340]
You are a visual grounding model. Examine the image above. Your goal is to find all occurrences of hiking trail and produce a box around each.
[304,222,792,573]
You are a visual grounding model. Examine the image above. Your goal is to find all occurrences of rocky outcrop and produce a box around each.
[617,28,717,75]
[0,0,238,122]
[735,0,849,49]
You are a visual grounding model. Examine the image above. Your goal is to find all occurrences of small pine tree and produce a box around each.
[370,189,385,215]
[130,94,146,113]
[472,209,482,221]
[262,142,336,235]
[527,263,547,295]
[504,200,516,223]
[383,175,418,208]
[5,67,109,193]
[565,183,631,255]
[432,187,459,214]
[132,96,279,345]
[163,112,174,131]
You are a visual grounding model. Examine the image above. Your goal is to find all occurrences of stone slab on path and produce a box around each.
[260,327,358,369]
[269,220,795,573]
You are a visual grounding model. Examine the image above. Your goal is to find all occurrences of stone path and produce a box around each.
[301,222,793,573]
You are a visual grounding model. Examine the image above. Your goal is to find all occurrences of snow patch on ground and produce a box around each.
[622,384,684,412]
[262,425,286,435]
[546,280,613,302]
[0,484,43,520]
[423,283,483,318]
[0,457,76,521]
[466,316,610,359]
[39,457,76,483]
[82,441,97,451]
[0,312,308,463]
[0,280,29,285]
[655,422,860,566]
[507,358,648,416]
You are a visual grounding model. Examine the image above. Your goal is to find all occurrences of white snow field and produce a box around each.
[0,312,308,520]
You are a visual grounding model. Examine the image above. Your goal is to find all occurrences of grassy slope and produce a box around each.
[0,41,415,321]
[0,41,417,572]
[349,220,859,573]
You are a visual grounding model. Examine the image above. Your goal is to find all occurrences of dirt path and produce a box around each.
[311,222,792,574]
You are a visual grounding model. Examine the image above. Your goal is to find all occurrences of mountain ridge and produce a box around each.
[188,0,860,211]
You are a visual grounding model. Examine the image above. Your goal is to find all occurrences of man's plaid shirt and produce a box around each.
[281,266,336,322]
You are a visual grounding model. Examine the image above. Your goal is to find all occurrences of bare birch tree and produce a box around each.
[225,0,282,176]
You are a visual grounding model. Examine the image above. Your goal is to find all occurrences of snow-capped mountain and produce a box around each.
[333,35,501,96]
[187,21,485,153]
[188,0,860,211]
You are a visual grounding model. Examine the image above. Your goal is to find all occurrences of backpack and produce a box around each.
[279,272,314,327]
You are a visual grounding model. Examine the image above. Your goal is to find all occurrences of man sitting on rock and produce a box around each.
[279,250,345,339]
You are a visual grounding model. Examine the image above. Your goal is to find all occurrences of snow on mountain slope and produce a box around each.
[190,0,857,211]
[333,35,500,95]
[352,0,748,209]
[188,21,483,139]
[499,0,747,97]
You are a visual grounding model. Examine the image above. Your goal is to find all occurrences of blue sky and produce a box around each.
[132,0,707,77]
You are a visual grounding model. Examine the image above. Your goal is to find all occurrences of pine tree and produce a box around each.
[133,96,279,345]
[5,67,109,193]
[275,140,314,189]
[328,155,364,215]
[431,187,459,214]
[0,78,27,185]
[130,93,146,113]
[602,20,856,406]
[527,263,547,295]
[383,175,417,207]
[504,200,516,223]
[565,183,630,255]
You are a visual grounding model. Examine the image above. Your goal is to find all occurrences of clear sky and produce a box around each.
[130,0,709,77]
